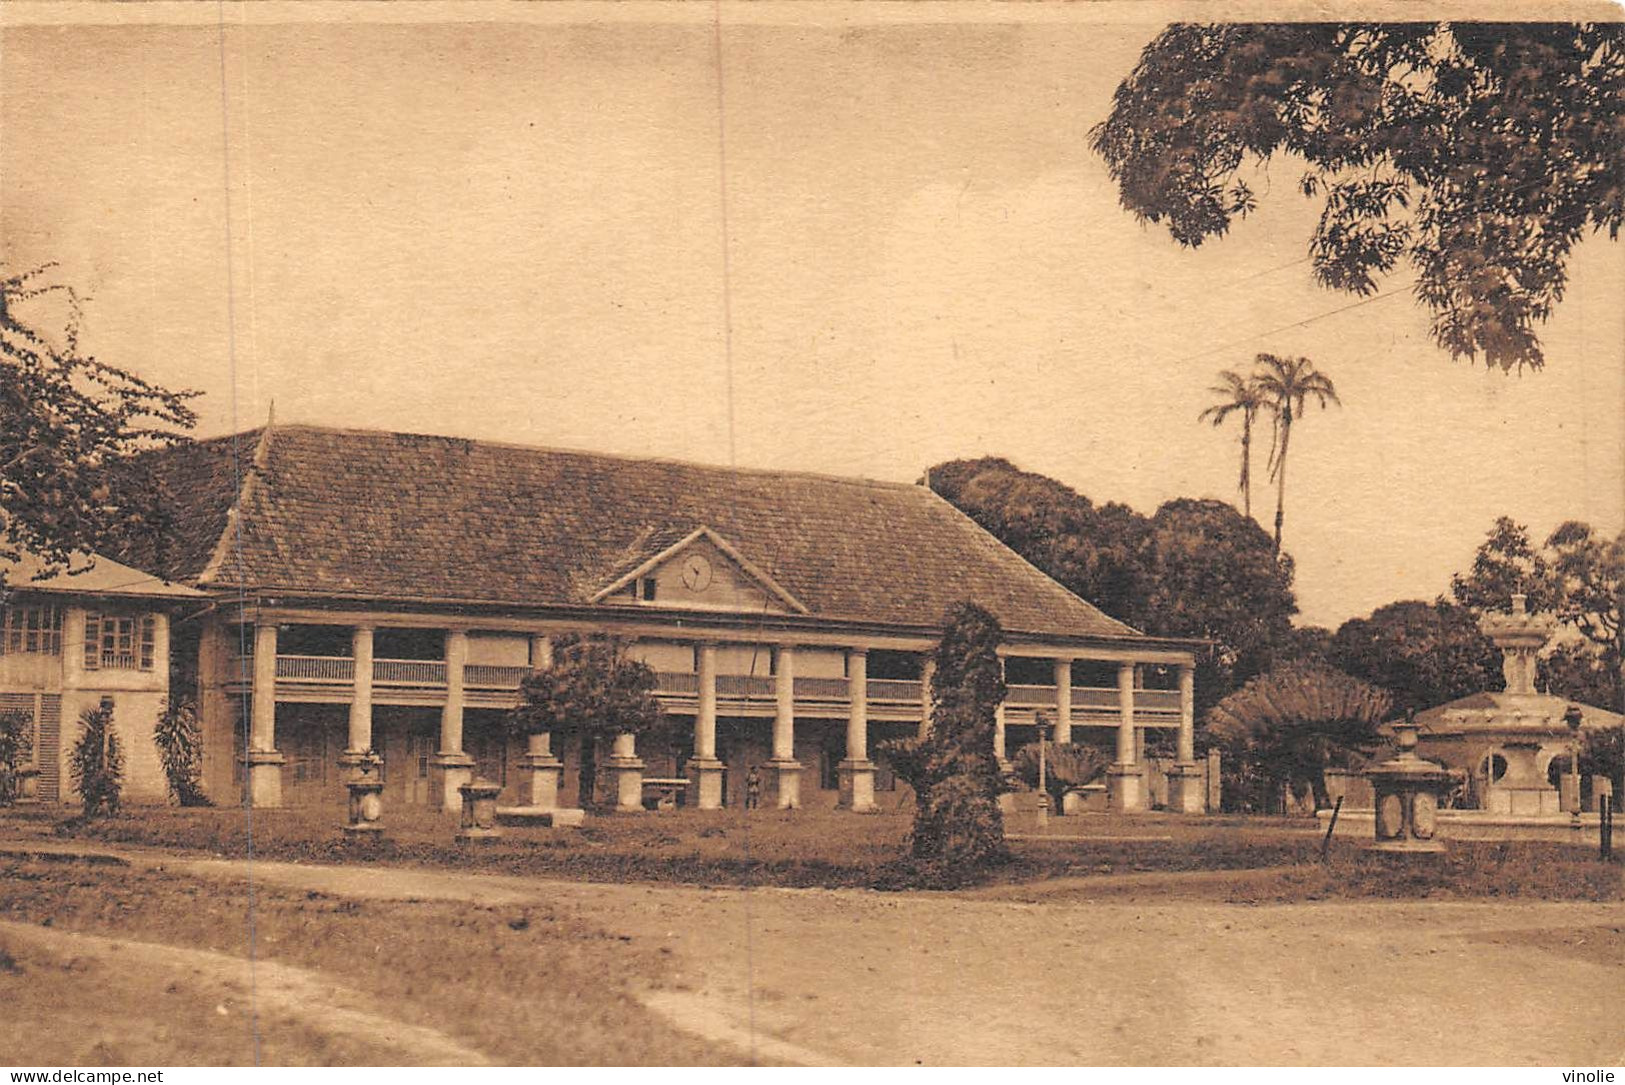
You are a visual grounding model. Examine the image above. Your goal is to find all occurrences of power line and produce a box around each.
[1177,279,1418,367]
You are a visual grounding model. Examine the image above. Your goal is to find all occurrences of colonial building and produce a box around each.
[126,424,1203,814]
[0,553,201,803]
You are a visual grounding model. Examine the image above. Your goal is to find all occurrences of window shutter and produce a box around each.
[83,613,101,670]
[140,616,156,671]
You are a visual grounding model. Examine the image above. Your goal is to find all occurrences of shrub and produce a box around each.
[1012,741,1109,810]
[881,602,1009,872]
[0,709,33,806]
[69,704,123,818]
[153,698,209,806]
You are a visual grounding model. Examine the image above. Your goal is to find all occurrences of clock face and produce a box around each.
[679,554,713,592]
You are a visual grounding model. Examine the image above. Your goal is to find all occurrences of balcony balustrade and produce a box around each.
[232,653,1183,717]
[275,654,355,682]
[372,658,448,685]
[464,664,533,689]
[793,676,850,699]
[867,678,922,701]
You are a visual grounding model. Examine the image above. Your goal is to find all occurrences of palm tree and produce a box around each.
[1197,369,1266,519]
[1253,353,1340,552]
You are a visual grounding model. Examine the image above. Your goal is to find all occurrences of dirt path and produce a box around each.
[9,843,1623,1066]
[0,921,490,1065]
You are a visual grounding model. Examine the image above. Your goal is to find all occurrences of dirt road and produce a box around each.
[82,849,1622,1066]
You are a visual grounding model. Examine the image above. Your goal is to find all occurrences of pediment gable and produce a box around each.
[591,526,807,615]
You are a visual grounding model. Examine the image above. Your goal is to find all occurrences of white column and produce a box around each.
[346,626,375,757]
[251,623,279,752]
[689,643,723,810]
[1109,660,1145,812]
[768,645,802,809]
[773,645,795,760]
[436,629,473,811]
[1168,661,1204,815]
[440,629,468,757]
[696,643,718,760]
[1177,663,1196,763]
[839,648,875,812]
[610,730,645,813]
[1116,662,1136,765]
[1054,657,1073,745]
[245,621,284,808]
[993,702,1008,762]
[845,648,868,762]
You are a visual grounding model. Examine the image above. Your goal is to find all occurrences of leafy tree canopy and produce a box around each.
[929,460,1297,709]
[0,266,197,581]
[1329,599,1501,714]
[1091,23,1624,370]
[509,634,666,740]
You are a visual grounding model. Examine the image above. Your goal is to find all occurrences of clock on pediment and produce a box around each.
[679,553,713,592]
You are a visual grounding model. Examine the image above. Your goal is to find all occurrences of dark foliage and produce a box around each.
[1206,663,1390,811]
[1330,600,1502,714]
[69,704,122,818]
[0,266,197,584]
[509,634,669,806]
[882,603,1009,871]
[1012,740,1109,810]
[153,699,209,807]
[1579,725,1623,806]
[0,709,32,806]
[1091,23,1624,370]
[929,459,1297,712]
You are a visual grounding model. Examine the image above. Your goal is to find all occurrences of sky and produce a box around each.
[2,2,1621,630]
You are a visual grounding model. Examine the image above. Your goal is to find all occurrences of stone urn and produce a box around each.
[456,777,504,843]
[343,751,385,838]
[1367,720,1454,853]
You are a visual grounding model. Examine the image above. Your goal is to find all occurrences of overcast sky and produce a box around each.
[2,2,1621,630]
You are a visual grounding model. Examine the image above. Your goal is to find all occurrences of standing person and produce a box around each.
[745,766,761,810]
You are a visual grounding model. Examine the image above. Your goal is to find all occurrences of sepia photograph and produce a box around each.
[0,0,1621,1071]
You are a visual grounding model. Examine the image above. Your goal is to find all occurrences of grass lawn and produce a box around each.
[7,802,1620,901]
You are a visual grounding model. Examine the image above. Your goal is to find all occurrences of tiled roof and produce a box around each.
[131,424,1146,640]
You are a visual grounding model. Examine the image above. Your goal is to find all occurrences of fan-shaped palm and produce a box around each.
[1197,369,1266,519]
[1253,353,1340,552]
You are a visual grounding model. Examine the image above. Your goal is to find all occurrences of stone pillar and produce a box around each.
[522,731,563,811]
[243,622,285,807]
[994,702,1008,765]
[608,731,645,813]
[433,629,474,812]
[838,648,876,812]
[688,643,725,810]
[342,625,375,771]
[1167,661,1205,814]
[765,645,801,809]
[1053,657,1073,745]
[919,657,936,739]
[1108,661,1145,812]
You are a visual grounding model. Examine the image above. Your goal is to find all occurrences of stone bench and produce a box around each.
[642,777,689,811]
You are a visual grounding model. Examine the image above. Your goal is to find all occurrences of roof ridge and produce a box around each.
[210,421,931,493]
[194,427,270,589]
